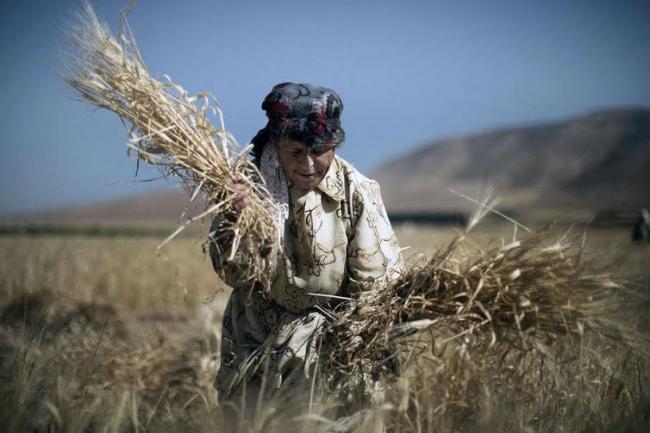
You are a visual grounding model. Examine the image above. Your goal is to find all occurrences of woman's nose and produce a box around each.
[303,155,315,169]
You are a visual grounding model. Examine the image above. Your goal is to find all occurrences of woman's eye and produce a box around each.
[292,151,302,157]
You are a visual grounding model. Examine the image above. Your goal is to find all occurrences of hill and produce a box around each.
[370,107,650,220]
[3,189,196,228]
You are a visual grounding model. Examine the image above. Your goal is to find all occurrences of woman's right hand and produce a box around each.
[232,181,251,213]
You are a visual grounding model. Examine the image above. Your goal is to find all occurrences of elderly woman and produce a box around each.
[208,83,403,419]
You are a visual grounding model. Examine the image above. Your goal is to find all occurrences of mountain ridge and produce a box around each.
[370,107,650,216]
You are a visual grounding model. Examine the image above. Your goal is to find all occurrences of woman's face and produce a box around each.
[277,137,335,191]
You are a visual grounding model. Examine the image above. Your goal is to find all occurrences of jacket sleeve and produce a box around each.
[207,215,276,290]
[207,216,240,289]
[345,174,404,295]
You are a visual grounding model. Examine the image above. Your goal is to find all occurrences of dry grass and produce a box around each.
[49,3,650,431]
[1,225,648,432]
[0,234,226,432]
[321,223,650,432]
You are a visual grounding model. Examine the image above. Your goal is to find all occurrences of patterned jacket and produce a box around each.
[209,155,404,397]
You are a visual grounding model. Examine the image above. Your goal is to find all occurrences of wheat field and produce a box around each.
[1,223,648,432]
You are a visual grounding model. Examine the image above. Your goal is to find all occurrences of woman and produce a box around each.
[208,82,403,420]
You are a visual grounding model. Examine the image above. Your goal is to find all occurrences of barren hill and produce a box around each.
[5,190,195,227]
[371,108,650,219]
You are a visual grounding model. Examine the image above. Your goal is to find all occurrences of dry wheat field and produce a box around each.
[0,223,649,432]
[34,4,650,431]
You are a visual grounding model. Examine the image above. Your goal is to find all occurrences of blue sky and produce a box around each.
[1,0,649,214]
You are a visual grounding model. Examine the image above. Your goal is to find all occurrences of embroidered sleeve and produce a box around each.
[207,216,276,290]
[345,176,404,295]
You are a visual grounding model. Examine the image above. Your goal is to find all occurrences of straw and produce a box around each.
[62,2,277,289]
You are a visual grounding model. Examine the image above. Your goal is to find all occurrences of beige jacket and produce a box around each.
[209,155,403,398]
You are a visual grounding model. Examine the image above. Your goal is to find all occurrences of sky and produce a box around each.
[1,0,649,215]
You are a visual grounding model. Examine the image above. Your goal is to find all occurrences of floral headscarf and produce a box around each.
[251,82,345,160]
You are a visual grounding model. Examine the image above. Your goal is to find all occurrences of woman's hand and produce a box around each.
[232,181,251,213]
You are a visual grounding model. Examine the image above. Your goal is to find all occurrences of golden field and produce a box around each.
[1,223,649,432]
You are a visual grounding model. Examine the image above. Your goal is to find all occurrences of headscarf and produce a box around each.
[251,82,345,160]
[259,143,290,234]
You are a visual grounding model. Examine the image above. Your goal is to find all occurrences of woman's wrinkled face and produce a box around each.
[277,137,335,191]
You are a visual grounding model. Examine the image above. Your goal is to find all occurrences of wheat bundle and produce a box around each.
[319,222,648,424]
[63,3,277,286]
